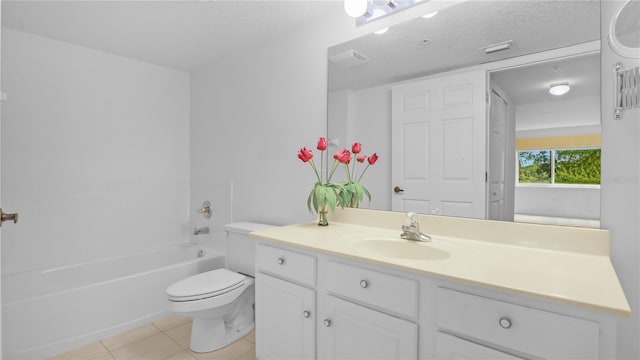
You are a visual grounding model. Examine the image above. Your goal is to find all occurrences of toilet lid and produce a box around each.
[167,269,246,299]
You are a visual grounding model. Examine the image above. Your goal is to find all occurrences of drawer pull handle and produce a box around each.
[277,257,285,265]
[498,316,512,329]
[303,310,311,318]
[324,319,332,327]
[360,280,369,288]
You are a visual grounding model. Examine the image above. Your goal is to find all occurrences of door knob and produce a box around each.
[394,186,405,193]
[0,208,19,227]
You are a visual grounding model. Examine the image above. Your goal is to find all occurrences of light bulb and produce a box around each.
[374,27,389,34]
[344,0,368,18]
[422,11,438,18]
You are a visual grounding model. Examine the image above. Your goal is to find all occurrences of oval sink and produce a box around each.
[352,239,450,260]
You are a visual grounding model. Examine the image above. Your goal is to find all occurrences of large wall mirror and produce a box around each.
[327,0,601,228]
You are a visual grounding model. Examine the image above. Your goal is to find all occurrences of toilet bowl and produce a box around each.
[166,222,274,353]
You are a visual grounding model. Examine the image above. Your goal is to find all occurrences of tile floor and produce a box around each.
[47,316,256,360]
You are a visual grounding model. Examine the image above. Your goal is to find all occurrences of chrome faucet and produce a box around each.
[401,212,431,242]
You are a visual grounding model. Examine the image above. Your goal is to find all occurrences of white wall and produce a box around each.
[189,2,418,229]
[516,95,601,132]
[1,29,191,275]
[601,1,640,358]
[328,84,391,210]
[514,186,600,219]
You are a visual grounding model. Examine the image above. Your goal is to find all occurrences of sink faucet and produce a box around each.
[401,212,431,242]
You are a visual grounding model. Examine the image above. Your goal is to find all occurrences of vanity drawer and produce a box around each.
[325,261,418,318]
[436,288,599,359]
[256,243,316,286]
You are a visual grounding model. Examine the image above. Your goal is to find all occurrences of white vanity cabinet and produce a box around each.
[318,295,418,359]
[255,244,317,360]
[435,287,601,359]
[435,332,524,359]
[317,261,419,359]
[255,241,616,360]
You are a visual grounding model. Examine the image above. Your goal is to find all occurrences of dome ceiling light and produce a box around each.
[549,82,571,96]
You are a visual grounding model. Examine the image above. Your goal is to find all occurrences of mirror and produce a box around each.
[607,0,640,58]
[328,0,601,227]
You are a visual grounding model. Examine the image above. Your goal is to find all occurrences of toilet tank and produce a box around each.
[224,222,275,277]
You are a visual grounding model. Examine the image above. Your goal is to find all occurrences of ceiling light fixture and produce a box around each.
[348,0,428,26]
[422,11,438,18]
[344,0,368,18]
[549,82,571,96]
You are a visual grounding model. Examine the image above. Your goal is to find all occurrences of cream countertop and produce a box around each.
[251,208,630,316]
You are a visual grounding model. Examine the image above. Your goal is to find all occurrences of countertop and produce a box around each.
[251,208,631,316]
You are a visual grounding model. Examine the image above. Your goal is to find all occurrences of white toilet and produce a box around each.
[166,222,274,353]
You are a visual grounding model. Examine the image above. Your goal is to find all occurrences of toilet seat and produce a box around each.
[167,269,246,302]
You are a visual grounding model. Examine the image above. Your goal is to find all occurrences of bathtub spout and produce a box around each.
[193,227,210,235]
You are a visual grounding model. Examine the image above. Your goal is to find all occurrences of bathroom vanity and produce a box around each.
[251,208,629,359]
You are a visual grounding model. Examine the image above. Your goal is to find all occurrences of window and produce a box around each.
[517,148,601,185]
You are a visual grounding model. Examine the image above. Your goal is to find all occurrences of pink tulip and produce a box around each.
[367,153,378,165]
[333,148,351,164]
[351,142,362,154]
[317,137,327,151]
[297,147,313,163]
[356,154,366,163]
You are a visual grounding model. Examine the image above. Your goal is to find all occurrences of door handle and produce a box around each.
[0,208,19,226]
[394,186,404,193]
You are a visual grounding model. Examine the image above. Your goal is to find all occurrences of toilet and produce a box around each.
[166,222,274,353]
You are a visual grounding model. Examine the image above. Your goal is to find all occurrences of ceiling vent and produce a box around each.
[329,49,370,67]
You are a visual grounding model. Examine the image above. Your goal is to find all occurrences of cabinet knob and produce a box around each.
[323,319,332,327]
[360,280,369,288]
[303,310,311,318]
[277,257,285,265]
[498,316,512,329]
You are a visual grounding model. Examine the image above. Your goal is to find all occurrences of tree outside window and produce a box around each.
[518,148,600,185]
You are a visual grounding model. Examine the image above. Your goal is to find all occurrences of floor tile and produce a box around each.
[154,315,192,332]
[243,329,255,344]
[163,350,198,360]
[165,322,192,349]
[47,341,113,360]
[111,333,183,360]
[234,347,257,360]
[101,324,161,351]
[190,339,254,360]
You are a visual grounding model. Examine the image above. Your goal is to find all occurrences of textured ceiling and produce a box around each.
[328,0,601,92]
[2,0,341,71]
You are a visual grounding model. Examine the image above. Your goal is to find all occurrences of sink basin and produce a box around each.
[351,238,450,260]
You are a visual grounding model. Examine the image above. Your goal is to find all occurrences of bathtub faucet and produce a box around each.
[193,227,210,235]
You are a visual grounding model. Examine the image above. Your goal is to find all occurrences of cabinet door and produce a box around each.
[435,332,524,360]
[318,295,417,360]
[255,272,315,360]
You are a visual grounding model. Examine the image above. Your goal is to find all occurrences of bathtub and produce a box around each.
[2,244,225,359]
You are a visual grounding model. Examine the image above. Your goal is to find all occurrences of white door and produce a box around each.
[391,69,487,218]
[488,89,508,220]
[318,295,418,360]
[255,272,315,360]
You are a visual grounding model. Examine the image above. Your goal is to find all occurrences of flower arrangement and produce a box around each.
[297,137,348,226]
[298,137,378,225]
[342,142,378,208]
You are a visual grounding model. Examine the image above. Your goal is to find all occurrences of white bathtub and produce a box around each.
[2,244,225,359]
